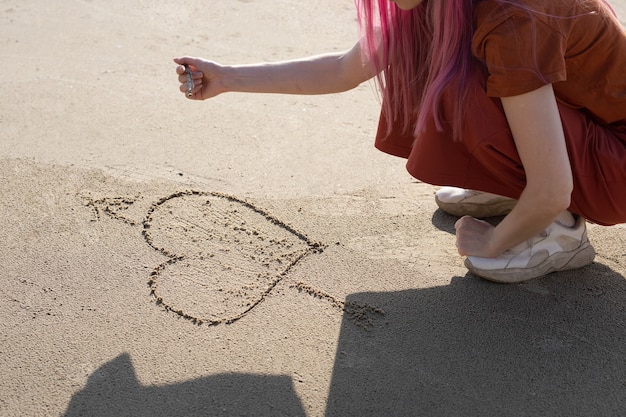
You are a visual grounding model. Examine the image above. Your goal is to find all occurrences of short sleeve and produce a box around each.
[473,10,568,97]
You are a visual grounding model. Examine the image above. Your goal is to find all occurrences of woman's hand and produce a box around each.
[454,215,498,258]
[173,57,225,100]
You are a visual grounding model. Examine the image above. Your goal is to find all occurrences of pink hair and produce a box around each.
[356,0,615,140]
[356,0,482,140]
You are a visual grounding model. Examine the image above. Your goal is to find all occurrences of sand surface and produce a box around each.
[1,1,625,416]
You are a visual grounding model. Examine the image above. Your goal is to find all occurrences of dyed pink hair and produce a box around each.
[356,0,482,140]
[356,0,615,140]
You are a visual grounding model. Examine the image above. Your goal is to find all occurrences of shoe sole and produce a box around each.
[465,241,596,284]
[435,196,516,218]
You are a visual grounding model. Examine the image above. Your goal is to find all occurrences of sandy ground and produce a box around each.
[1,1,625,416]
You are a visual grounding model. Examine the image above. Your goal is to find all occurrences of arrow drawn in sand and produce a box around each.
[86,190,384,328]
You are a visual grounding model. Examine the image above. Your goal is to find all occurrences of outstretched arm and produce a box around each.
[174,39,377,100]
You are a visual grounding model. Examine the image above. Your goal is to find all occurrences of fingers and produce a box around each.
[174,57,199,72]
[177,69,202,84]
[454,216,494,257]
[174,58,203,99]
[454,216,470,256]
[173,56,191,67]
[454,215,474,231]
[454,215,490,230]
[178,83,202,98]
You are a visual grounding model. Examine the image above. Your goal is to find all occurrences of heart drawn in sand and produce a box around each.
[86,190,384,328]
[142,190,324,325]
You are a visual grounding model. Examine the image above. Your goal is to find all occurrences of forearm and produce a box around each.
[488,84,574,255]
[487,188,570,256]
[220,49,374,95]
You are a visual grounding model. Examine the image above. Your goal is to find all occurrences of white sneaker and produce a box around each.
[435,187,516,218]
[465,215,595,283]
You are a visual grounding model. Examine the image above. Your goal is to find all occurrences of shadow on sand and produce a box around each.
[64,208,625,417]
[63,353,306,417]
[325,267,626,416]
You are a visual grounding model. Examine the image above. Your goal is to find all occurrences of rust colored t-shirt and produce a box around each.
[472,0,626,124]
[374,0,626,225]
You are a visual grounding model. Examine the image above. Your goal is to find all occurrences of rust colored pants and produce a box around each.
[374,82,626,226]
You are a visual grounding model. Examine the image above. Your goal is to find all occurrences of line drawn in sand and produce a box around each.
[86,190,384,328]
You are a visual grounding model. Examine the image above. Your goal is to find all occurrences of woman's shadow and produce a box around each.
[325,210,626,416]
